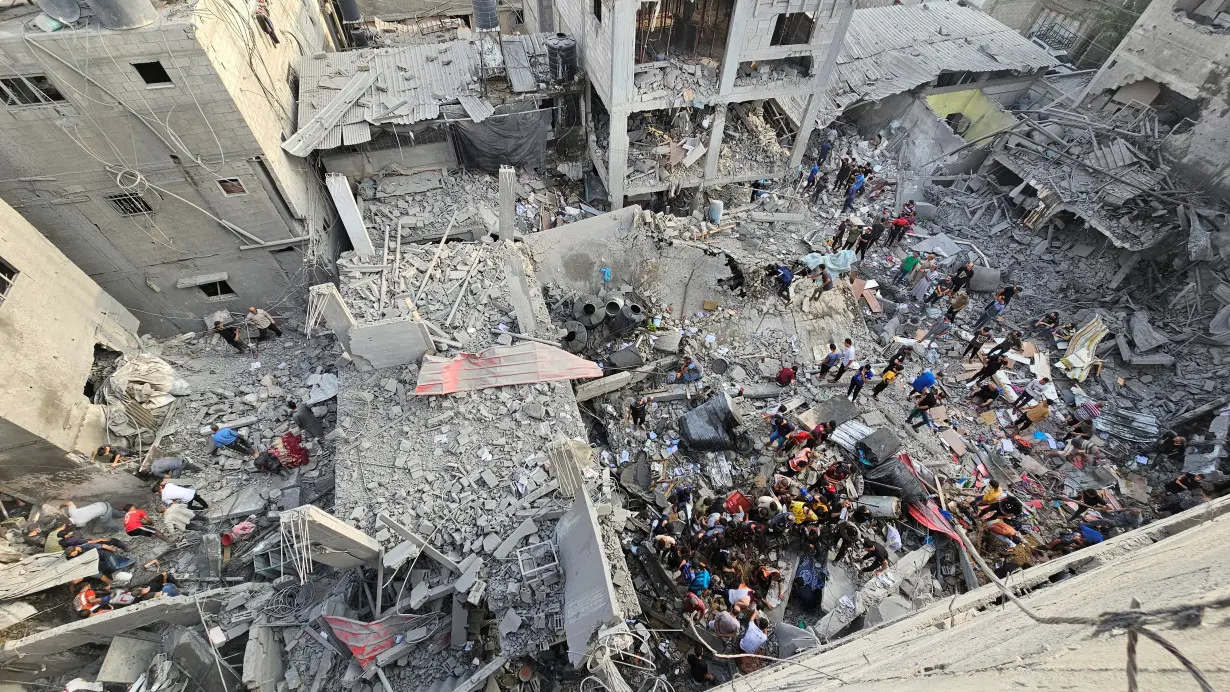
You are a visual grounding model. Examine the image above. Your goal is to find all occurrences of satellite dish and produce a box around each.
[34,0,80,24]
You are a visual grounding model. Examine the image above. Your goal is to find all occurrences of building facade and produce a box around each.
[542,0,855,207]
[0,195,140,480]
[0,0,338,336]
[1080,0,1230,198]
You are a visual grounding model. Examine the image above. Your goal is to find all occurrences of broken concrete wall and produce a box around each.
[1082,0,1230,197]
[321,141,458,179]
[0,197,141,480]
[555,489,623,665]
[849,96,983,175]
[522,207,732,317]
[925,89,1018,144]
[348,317,437,369]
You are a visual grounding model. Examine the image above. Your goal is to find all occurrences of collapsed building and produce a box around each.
[2,0,1230,690]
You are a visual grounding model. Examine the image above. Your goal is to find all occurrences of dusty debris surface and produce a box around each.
[5,113,1230,692]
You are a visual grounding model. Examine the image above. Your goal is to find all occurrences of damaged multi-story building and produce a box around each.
[544,0,855,208]
[1078,0,1230,198]
[0,0,339,336]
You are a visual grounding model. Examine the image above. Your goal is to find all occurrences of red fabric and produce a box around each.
[123,509,148,532]
[323,614,422,668]
[908,500,963,547]
[272,432,309,468]
[724,491,752,516]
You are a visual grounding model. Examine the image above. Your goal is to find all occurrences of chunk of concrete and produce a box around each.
[451,597,468,650]
[349,318,437,369]
[498,609,522,637]
[379,514,461,574]
[492,519,538,559]
[968,266,1002,293]
[97,633,161,685]
[455,557,484,594]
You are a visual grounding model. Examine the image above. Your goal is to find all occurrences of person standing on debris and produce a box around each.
[1065,400,1103,432]
[1013,399,1051,432]
[288,401,325,440]
[629,396,653,428]
[925,275,952,305]
[213,320,247,353]
[854,225,876,261]
[245,306,282,340]
[833,158,852,191]
[804,161,822,192]
[986,330,1023,359]
[971,296,1006,331]
[764,407,795,453]
[829,339,856,382]
[949,262,976,294]
[670,356,703,384]
[893,251,921,285]
[688,649,716,684]
[901,200,917,220]
[122,504,168,541]
[946,289,970,323]
[809,172,829,206]
[907,386,939,431]
[156,479,209,510]
[885,215,912,247]
[966,354,1007,386]
[1012,377,1051,412]
[819,139,833,167]
[832,519,860,562]
[818,343,841,379]
[772,264,794,301]
[996,285,1024,309]
[962,326,993,361]
[909,265,937,303]
[868,217,886,247]
[847,364,874,402]
[209,424,257,456]
[859,540,890,574]
[841,172,864,213]
[830,218,850,249]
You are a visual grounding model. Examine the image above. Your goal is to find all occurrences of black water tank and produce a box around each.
[545,33,578,82]
[473,0,499,30]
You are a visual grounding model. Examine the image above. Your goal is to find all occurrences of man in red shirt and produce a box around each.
[885,216,912,247]
[122,504,168,541]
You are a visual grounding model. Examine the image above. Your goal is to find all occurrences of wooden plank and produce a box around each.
[939,429,967,456]
[861,289,883,314]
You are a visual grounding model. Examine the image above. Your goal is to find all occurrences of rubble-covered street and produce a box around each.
[4,2,1230,691]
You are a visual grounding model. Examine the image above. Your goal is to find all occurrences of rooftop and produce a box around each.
[779,2,1059,127]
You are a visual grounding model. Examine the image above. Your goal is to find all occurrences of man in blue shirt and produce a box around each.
[818,140,833,166]
[818,343,841,379]
[847,364,874,402]
[209,424,257,456]
[774,264,793,300]
[910,370,937,394]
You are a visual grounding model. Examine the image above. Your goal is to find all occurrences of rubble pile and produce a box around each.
[733,59,812,90]
[716,104,790,180]
[632,57,720,103]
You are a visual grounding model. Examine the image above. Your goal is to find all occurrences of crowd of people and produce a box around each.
[651,134,1230,682]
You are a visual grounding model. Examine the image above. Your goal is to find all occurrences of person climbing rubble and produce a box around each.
[213,320,248,353]
[209,423,258,456]
[288,400,325,440]
[245,306,282,340]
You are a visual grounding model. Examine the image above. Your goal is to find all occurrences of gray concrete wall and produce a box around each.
[0,0,334,336]
[555,489,622,665]
[712,496,1230,691]
[321,141,458,179]
[1083,0,1230,197]
[0,197,139,478]
[849,95,984,175]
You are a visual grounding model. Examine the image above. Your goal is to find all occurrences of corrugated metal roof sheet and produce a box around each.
[292,34,556,152]
[778,2,1059,127]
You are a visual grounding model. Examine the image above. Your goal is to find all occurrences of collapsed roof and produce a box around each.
[778,2,1059,127]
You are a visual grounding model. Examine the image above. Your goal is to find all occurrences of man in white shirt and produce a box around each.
[1013,377,1051,412]
[62,501,118,531]
[155,480,209,510]
[740,617,770,654]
